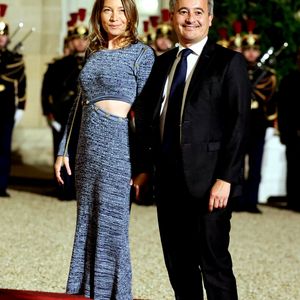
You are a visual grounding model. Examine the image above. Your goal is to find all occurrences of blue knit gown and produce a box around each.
[58,41,155,300]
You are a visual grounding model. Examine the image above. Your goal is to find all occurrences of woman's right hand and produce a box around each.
[54,156,72,185]
[132,172,150,201]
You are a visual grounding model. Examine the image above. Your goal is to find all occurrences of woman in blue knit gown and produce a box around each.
[54,0,155,299]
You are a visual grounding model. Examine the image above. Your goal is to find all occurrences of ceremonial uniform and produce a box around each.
[141,10,175,56]
[0,3,26,197]
[42,54,84,157]
[0,47,26,196]
[41,53,85,200]
[238,21,277,212]
[243,64,277,208]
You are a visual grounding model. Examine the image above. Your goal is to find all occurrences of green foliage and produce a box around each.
[211,0,300,78]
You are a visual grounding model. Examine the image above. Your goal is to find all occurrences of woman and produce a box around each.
[54,0,155,299]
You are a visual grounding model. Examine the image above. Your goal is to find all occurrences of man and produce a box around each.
[41,13,88,200]
[239,22,277,213]
[277,47,300,212]
[153,9,176,56]
[0,4,26,197]
[133,0,251,299]
[153,25,174,56]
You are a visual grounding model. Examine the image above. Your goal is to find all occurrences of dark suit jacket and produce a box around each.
[134,38,251,199]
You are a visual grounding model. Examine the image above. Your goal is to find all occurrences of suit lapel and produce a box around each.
[152,41,216,121]
[152,47,179,121]
[185,39,216,102]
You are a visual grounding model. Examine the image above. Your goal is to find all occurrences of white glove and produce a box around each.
[14,109,24,125]
[51,120,62,132]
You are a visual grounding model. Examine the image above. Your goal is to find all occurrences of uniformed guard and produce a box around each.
[216,27,230,48]
[63,13,78,56]
[140,20,150,45]
[41,8,89,200]
[228,20,243,52]
[0,3,26,197]
[153,9,175,55]
[147,15,160,50]
[237,19,277,213]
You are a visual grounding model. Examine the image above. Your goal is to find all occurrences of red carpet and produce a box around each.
[0,289,88,300]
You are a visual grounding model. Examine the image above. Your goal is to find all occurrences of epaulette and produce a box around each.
[4,49,23,62]
[12,51,23,59]
[51,55,64,63]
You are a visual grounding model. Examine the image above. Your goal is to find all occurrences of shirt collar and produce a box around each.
[177,36,208,57]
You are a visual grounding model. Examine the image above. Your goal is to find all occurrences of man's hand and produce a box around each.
[208,179,231,212]
[51,120,62,132]
[46,114,62,132]
[14,109,24,125]
[131,173,150,201]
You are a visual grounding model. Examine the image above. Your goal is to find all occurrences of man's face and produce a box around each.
[155,36,173,52]
[0,34,8,49]
[242,47,261,64]
[71,37,89,53]
[170,0,213,47]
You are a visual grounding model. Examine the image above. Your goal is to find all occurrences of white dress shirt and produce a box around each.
[160,36,208,139]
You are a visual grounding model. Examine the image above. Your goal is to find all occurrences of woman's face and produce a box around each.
[101,0,128,40]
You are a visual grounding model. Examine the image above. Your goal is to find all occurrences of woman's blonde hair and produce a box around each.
[88,0,138,53]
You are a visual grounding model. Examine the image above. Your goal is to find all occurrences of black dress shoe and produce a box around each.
[0,190,10,197]
[287,204,300,212]
[246,206,262,214]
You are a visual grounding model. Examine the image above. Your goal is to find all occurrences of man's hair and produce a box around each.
[169,0,214,16]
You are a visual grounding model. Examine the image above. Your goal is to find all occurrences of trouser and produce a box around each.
[0,121,14,191]
[156,164,238,300]
[286,139,300,209]
[242,130,266,207]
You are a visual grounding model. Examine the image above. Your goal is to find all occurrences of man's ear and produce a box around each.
[209,15,213,27]
[170,12,174,22]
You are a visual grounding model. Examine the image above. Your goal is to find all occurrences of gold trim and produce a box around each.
[6,60,24,69]
[267,112,277,121]
[0,75,16,83]
[18,96,26,102]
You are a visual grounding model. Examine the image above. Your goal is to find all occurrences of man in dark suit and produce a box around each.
[277,47,300,212]
[133,0,251,299]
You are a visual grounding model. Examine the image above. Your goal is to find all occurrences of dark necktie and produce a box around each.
[162,48,193,154]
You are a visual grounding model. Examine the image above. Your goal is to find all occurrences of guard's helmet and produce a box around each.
[0,4,9,36]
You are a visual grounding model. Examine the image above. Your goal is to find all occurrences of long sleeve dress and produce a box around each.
[58,41,155,300]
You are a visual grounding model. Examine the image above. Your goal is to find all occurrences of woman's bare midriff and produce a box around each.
[95,100,131,118]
